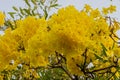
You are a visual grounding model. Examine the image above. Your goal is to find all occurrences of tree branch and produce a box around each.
[89,65,117,73]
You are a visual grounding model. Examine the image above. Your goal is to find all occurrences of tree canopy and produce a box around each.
[0,0,120,80]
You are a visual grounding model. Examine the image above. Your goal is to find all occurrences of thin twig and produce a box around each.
[83,48,88,69]
[89,65,117,73]
[107,69,118,80]
[110,35,120,44]
[49,65,74,80]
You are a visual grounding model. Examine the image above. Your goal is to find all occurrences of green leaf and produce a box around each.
[19,8,25,15]
[50,4,59,8]
[112,42,115,49]
[23,9,31,15]
[101,43,107,56]
[40,0,44,5]
[102,49,107,57]
[12,6,18,11]
[94,54,103,61]
[31,10,35,16]
[101,43,107,51]
[8,12,16,18]
[18,14,23,18]
[5,20,14,30]
[50,0,57,4]
[33,6,38,11]
[24,0,30,7]
[53,0,58,3]
[31,0,36,5]
[113,75,118,80]
[43,8,48,19]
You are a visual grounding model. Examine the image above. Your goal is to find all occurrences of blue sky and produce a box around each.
[0,0,120,34]
[0,0,120,20]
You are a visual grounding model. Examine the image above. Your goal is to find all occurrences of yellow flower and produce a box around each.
[111,67,119,78]
[106,50,114,57]
[0,75,4,80]
[90,8,101,18]
[0,11,5,26]
[118,59,120,66]
[67,56,84,75]
[84,4,92,12]
[111,67,116,73]
[102,8,109,15]
[102,5,116,15]
[109,5,116,13]
[30,54,48,68]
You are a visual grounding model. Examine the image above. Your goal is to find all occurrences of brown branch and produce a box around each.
[49,65,74,80]
[105,16,113,28]
[89,65,117,73]
[59,53,66,63]
[112,33,120,40]
[60,66,75,80]
[76,48,88,75]
[55,51,66,65]
[83,48,88,68]
[109,34,120,44]
[55,51,61,64]
[49,51,74,80]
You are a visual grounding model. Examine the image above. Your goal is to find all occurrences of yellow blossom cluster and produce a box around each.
[0,11,5,26]
[102,5,116,15]
[0,4,120,79]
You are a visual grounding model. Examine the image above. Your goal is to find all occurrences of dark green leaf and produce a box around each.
[112,42,115,49]
[12,6,18,11]
[101,43,107,56]
[8,12,16,18]
[43,8,48,19]
[94,54,103,61]
[23,9,31,15]
[32,10,35,16]
[24,0,30,7]
[18,14,23,18]
[31,0,36,5]
[33,6,38,11]
[101,43,107,51]
[40,0,44,5]
[50,4,59,8]
[19,8,25,15]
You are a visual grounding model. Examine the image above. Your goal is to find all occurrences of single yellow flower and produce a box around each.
[102,8,109,15]
[84,4,92,12]
[109,5,116,13]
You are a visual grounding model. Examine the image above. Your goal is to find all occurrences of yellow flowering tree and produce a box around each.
[0,0,120,80]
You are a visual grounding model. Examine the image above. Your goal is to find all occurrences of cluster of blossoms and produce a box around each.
[0,11,5,26]
[0,4,120,79]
